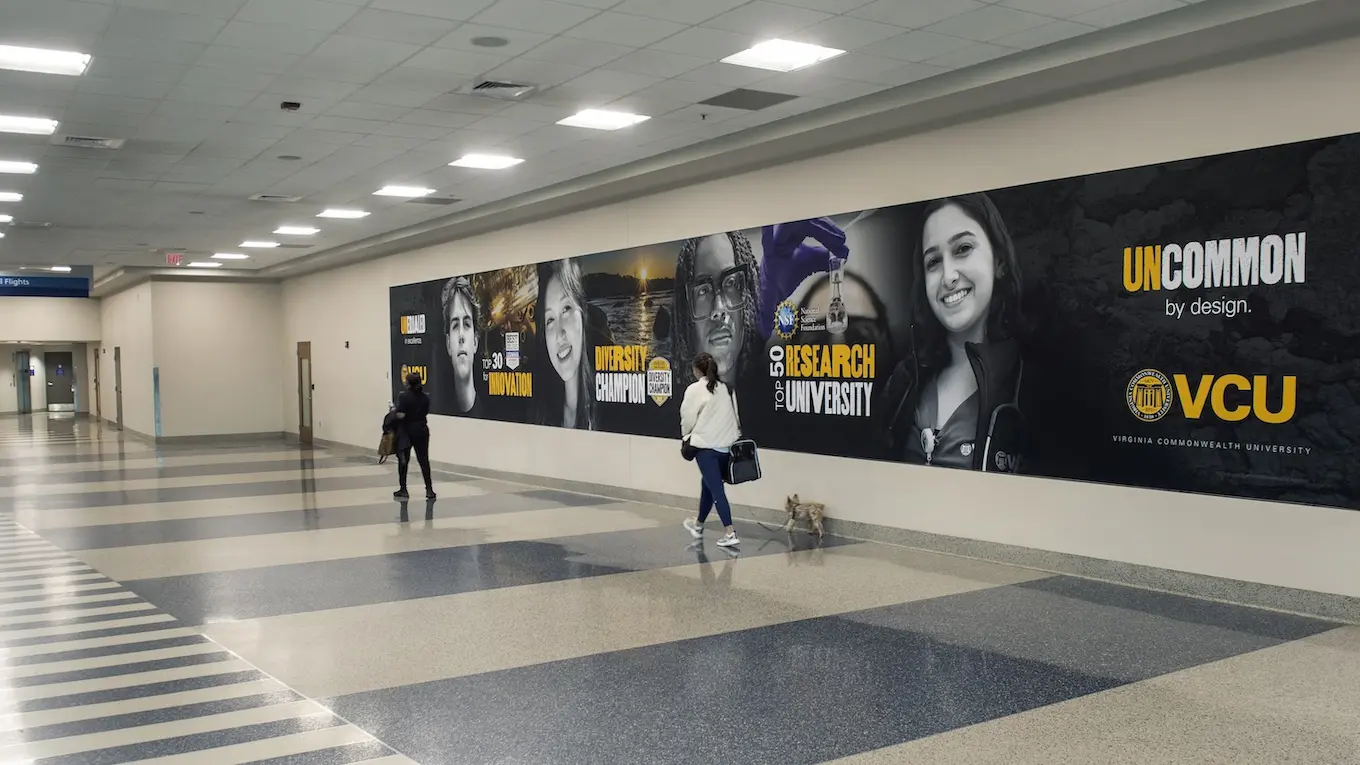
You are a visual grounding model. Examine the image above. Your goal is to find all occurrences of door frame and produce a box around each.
[113,346,124,431]
[92,345,102,421]
[297,341,313,444]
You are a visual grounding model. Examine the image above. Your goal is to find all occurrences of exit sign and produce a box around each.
[166,252,183,266]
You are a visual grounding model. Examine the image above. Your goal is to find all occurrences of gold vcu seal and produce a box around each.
[1127,369,1173,422]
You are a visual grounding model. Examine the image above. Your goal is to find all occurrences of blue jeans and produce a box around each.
[695,449,732,528]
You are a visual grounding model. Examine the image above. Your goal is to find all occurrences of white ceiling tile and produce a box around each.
[375,122,452,140]
[285,128,366,146]
[166,85,263,108]
[993,19,1096,49]
[235,0,363,33]
[925,6,1052,42]
[116,0,250,19]
[433,24,552,56]
[306,115,387,134]
[150,101,241,123]
[702,1,831,37]
[399,110,485,128]
[676,62,773,88]
[565,12,688,47]
[1000,0,1125,16]
[177,67,279,92]
[367,0,497,20]
[464,115,549,137]
[1071,0,1186,27]
[78,78,177,101]
[93,36,209,64]
[349,85,451,108]
[196,46,302,76]
[647,26,752,58]
[922,41,1016,68]
[404,48,513,75]
[493,102,580,123]
[775,0,875,12]
[482,58,592,89]
[661,103,748,123]
[876,61,951,86]
[849,0,985,29]
[757,69,863,97]
[560,69,664,99]
[809,52,914,83]
[212,21,331,54]
[105,8,229,44]
[860,30,973,62]
[0,0,116,50]
[84,57,191,84]
[796,16,908,50]
[606,48,710,77]
[471,0,602,34]
[337,8,462,45]
[609,0,748,25]
[522,38,636,69]
[628,78,730,105]
[420,94,514,115]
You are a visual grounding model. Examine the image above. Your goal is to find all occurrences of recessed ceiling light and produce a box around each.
[450,153,524,170]
[240,240,280,248]
[186,261,223,268]
[0,231,5,239]
[212,253,249,260]
[0,161,38,174]
[274,226,320,236]
[0,116,58,136]
[0,214,10,223]
[0,45,92,77]
[722,39,845,72]
[317,208,370,219]
[557,109,649,131]
[49,266,71,273]
[374,185,435,198]
[0,192,23,202]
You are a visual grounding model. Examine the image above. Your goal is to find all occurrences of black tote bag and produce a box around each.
[723,385,761,485]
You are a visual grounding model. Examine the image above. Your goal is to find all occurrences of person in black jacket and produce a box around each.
[881,193,1027,473]
[394,371,435,499]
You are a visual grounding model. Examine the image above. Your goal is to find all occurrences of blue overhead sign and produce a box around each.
[0,275,90,298]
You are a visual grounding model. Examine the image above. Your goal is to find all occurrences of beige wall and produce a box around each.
[0,297,100,344]
[98,283,154,435]
[150,281,284,438]
[281,34,1360,598]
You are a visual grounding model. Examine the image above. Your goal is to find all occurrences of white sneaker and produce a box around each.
[683,518,703,538]
[715,532,740,548]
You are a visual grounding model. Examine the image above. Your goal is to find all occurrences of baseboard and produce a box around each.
[153,431,288,446]
[306,437,1359,623]
[100,419,154,443]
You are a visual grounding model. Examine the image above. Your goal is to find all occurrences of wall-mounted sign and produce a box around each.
[0,275,89,298]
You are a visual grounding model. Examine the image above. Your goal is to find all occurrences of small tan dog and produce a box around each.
[783,494,826,538]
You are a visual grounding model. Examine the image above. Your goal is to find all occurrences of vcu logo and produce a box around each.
[1127,369,1173,422]
[1127,369,1297,423]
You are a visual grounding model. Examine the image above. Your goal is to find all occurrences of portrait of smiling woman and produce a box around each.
[535,258,596,430]
[881,192,1029,472]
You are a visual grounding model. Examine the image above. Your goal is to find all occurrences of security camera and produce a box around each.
[280,101,302,112]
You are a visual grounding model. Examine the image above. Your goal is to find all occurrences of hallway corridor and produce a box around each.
[0,415,1357,764]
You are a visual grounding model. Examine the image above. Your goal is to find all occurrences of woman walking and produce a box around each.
[680,352,741,548]
[394,372,436,500]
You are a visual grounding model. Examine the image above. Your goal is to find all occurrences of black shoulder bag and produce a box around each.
[724,384,761,485]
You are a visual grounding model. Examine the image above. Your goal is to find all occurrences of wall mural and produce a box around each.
[392,132,1360,511]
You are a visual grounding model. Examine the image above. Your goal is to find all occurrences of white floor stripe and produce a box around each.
[3,657,253,704]
[0,590,137,616]
[1,613,175,640]
[0,641,222,680]
[0,570,99,585]
[0,581,119,598]
[0,554,72,569]
[356,756,419,765]
[122,723,374,765]
[0,602,156,629]
[0,627,198,660]
[0,465,382,498]
[0,449,314,478]
[0,700,328,759]
[0,678,286,734]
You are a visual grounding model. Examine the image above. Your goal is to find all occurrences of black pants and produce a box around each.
[397,427,432,492]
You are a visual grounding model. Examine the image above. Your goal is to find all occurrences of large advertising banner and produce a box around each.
[392,132,1360,511]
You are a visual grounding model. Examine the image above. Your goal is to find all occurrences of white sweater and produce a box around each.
[680,380,741,450]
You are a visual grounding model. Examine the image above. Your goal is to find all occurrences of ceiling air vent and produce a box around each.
[249,193,302,202]
[53,135,125,150]
[457,80,536,100]
[405,196,461,206]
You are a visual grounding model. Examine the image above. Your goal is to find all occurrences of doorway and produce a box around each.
[92,346,102,421]
[14,351,32,414]
[44,351,76,412]
[113,346,123,431]
[297,341,313,444]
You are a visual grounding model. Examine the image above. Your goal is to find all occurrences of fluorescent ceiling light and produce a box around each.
[0,161,38,174]
[274,226,319,236]
[0,231,4,239]
[212,252,249,260]
[721,39,845,72]
[0,45,92,77]
[557,109,649,130]
[374,185,435,197]
[240,240,279,248]
[49,266,71,273]
[450,153,524,170]
[0,214,11,223]
[317,208,369,219]
[186,261,223,268]
[0,192,22,202]
[0,116,58,136]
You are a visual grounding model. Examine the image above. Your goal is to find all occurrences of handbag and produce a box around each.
[681,437,697,461]
[377,431,397,464]
[723,385,761,485]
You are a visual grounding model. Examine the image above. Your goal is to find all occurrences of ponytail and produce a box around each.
[693,352,719,393]
[405,371,424,392]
